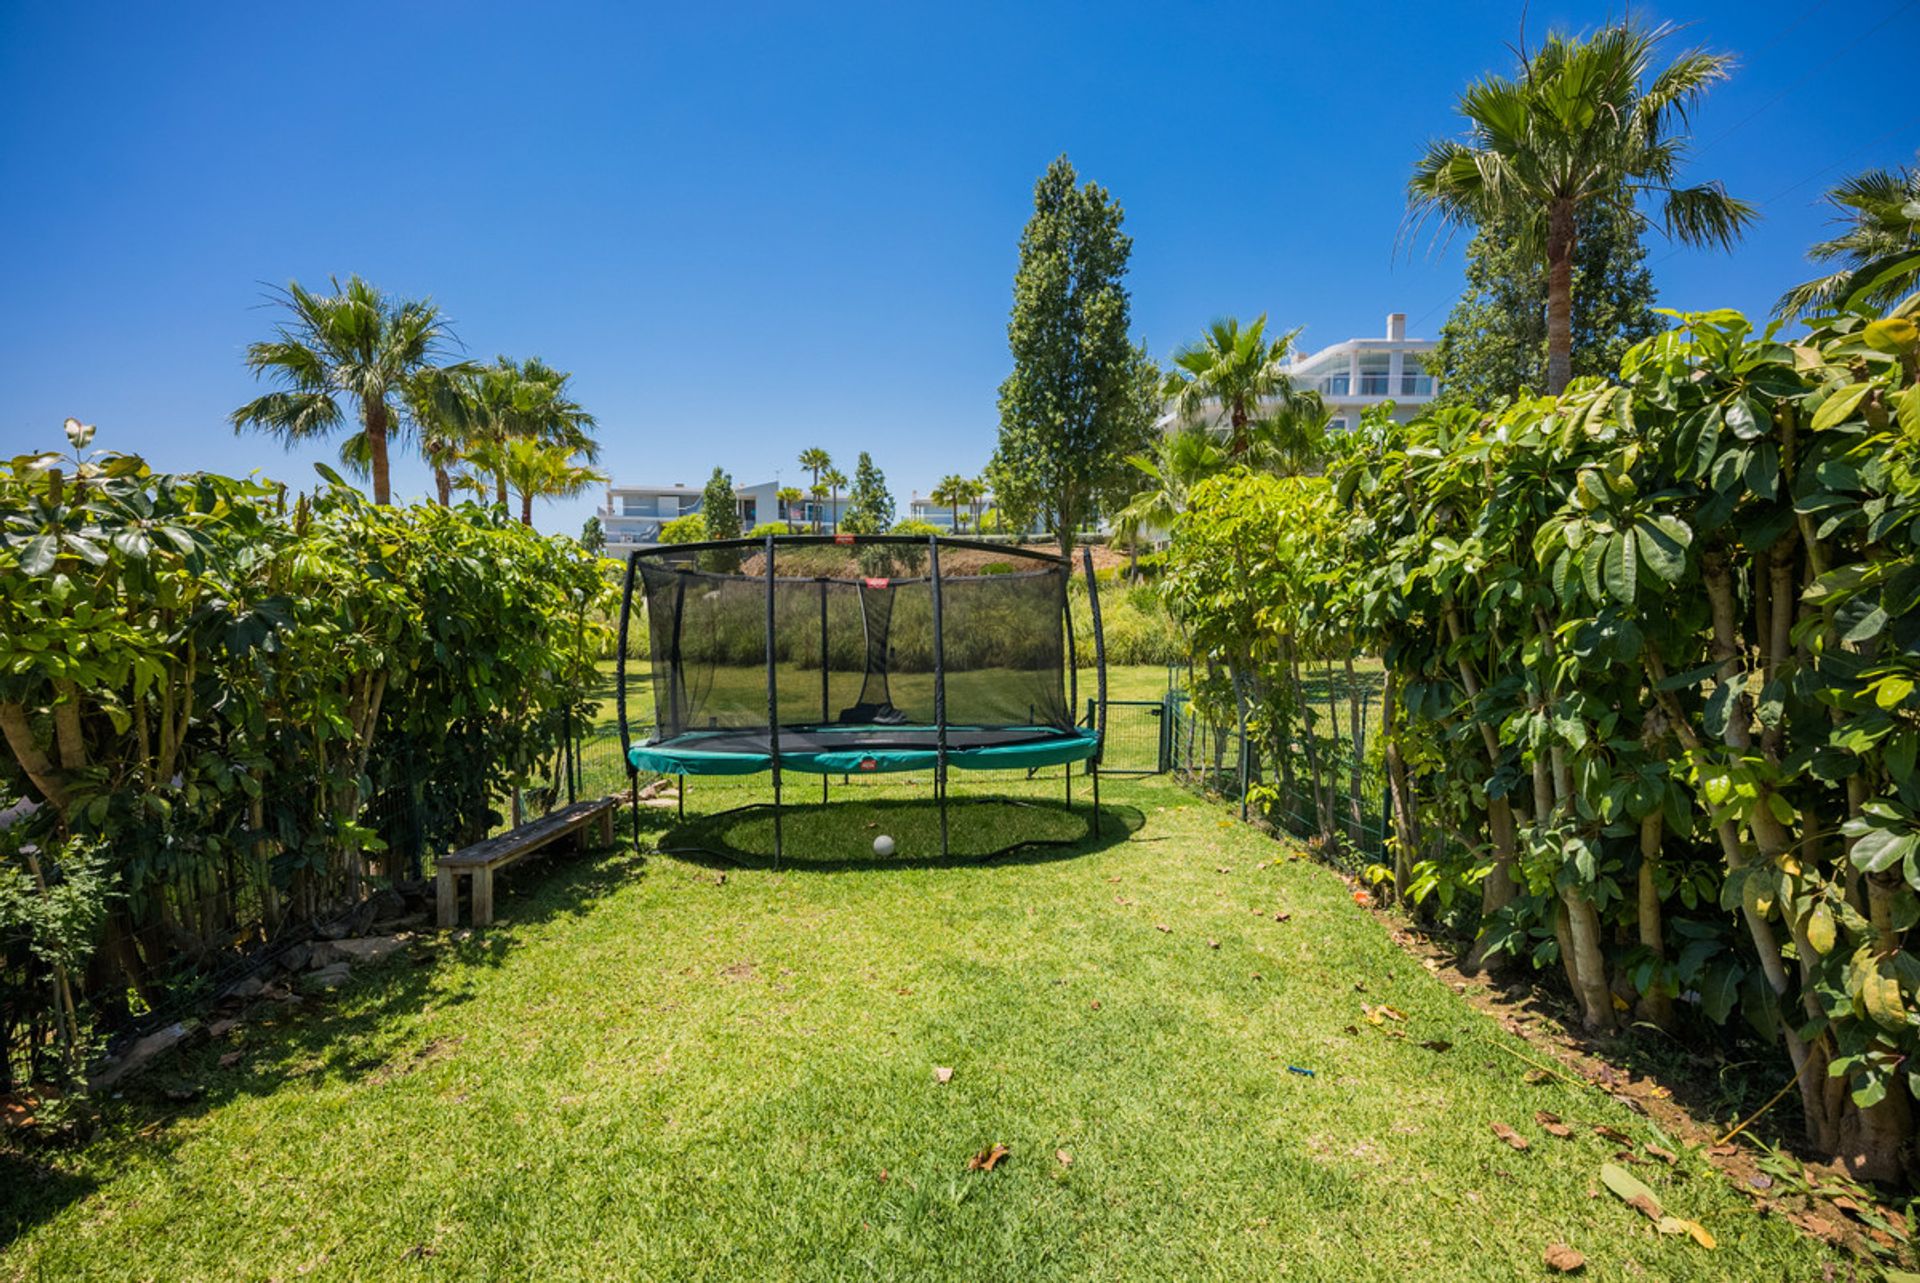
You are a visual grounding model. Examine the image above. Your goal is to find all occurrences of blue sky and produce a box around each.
[2,0,1914,535]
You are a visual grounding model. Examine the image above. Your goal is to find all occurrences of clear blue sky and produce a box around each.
[2,0,1914,535]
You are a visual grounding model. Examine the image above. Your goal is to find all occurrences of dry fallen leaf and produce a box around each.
[1593,1124,1634,1145]
[967,1143,1010,1172]
[1655,1216,1716,1249]
[1055,1149,1072,1167]
[1154,923,1171,933]
[1535,1111,1573,1139]
[932,1066,953,1084]
[1601,1162,1664,1221]
[1274,911,1291,922]
[1421,1039,1453,1053]
[1644,1144,1677,1166]
[1207,939,1220,950]
[1523,1069,1553,1086]
[877,1168,889,1183]
[1543,1242,1586,1273]
[1491,1123,1530,1151]
[1089,1000,1101,1010]
[218,1050,244,1069]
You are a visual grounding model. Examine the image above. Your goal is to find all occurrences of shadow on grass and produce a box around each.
[0,840,648,1250]
[652,795,1146,872]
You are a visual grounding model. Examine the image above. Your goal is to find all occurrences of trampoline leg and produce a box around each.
[1064,763,1071,810]
[629,771,640,851]
[939,767,949,857]
[772,775,784,867]
[822,773,828,804]
[1092,765,1101,838]
[678,775,685,821]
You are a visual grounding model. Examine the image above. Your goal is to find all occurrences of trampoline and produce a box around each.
[616,532,1109,859]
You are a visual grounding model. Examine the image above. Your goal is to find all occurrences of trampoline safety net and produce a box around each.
[619,536,1104,777]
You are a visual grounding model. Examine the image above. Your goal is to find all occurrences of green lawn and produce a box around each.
[0,762,1835,1280]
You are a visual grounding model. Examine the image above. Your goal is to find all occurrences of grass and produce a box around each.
[0,757,1837,1281]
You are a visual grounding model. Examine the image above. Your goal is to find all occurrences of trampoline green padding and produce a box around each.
[627,725,1103,777]
[614,532,1110,860]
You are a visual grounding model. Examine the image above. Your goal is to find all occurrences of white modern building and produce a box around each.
[599,480,851,557]
[907,492,990,533]
[1158,311,1440,438]
[1291,311,1439,431]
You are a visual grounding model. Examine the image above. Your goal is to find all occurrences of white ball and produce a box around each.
[873,834,896,856]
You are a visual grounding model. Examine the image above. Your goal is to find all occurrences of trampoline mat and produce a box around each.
[628,724,1100,776]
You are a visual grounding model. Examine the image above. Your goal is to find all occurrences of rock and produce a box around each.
[222,974,269,1000]
[278,942,314,972]
[207,1018,239,1040]
[392,879,434,911]
[300,962,353,993]
[367,887,409,923]
[90,1021,195,1090]
[383,912,429,934]
[303,941,347,970]
[330,935,408,966]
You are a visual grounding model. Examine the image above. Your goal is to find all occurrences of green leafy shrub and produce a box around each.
[658,512,707,544]
[0,429,610,1083]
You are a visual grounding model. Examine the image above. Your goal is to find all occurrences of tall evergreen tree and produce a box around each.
[1432,204,1662,406]
[992,155,1160,555]
[700,466,742,571]
[839,451,894,534]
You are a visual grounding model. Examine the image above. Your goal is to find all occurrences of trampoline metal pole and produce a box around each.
[617,549,639,851]
[1083,545,1109,840]
[928,535,949,858]
[765,534,783,865]
[820,579,829,806]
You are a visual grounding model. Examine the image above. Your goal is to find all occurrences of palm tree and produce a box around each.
[403,363,482,505]
[465,357,599,506]
[458,438,605,526]
[1407,22,1753,394]
[777,486,805,530]
[798,448,833,531]
[809,480,829,532]
[1775,161,1920,317]
[1113,428,1225,580]
[821,467,847,534]
[960,476,986,533]
[231,275,455,504]
[1162,317,1316,459]
[930,473,970,532]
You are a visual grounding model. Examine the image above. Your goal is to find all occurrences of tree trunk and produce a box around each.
[1635,812,1676,1030]
[521,491,534,526]
[1382,669,1419,902]
[434,466,452,506]
[365,400,392,505]
[1545,200,1576,395]
[0,700,72,815]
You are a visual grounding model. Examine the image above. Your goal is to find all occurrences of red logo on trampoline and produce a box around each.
[834,532,855,545]
[859,757,878,771]
[863,577,889,590]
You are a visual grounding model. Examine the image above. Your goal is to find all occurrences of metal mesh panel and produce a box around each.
[633,539,1073,742]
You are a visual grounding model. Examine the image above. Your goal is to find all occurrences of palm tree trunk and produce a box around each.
[521,491,534,526]
[434,466,452,506]
[495,473,508,508]
[1545,200,1577,395]
[365,401,392,504]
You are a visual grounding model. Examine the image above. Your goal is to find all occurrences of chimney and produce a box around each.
[1386,312,1406,342]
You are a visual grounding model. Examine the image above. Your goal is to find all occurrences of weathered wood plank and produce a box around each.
[432,796,620,929]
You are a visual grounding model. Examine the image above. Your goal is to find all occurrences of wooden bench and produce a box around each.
[435,796,619,929]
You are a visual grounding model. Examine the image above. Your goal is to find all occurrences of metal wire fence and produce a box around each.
[1163,682,1389,874]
